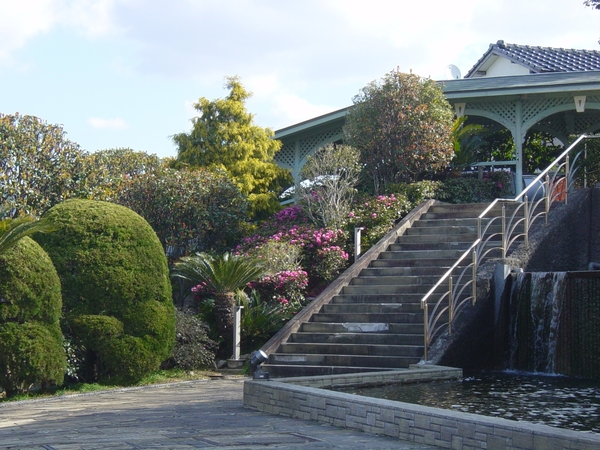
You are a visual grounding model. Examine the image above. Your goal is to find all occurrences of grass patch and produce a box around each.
[0,368,230,403]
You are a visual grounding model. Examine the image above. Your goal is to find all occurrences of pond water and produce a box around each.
[339,371,600,433]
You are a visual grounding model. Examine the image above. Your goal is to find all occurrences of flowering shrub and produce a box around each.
[249,269,309,307]
[242,240,302,275]
[346,193,412,252]
[236,207,350,293]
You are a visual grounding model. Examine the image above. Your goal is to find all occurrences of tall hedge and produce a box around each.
[0,237,66,396]
[35,199,175,384]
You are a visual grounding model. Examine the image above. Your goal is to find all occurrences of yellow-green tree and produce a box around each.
[172,77,291,219]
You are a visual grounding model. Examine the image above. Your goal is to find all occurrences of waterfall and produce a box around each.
[508,272,567,374]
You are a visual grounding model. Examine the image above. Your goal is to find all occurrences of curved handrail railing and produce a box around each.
[421,134,597,360]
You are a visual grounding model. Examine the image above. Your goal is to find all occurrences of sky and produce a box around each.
[1,1,600,159]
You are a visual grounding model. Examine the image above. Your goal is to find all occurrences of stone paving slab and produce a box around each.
[0,377,442,449]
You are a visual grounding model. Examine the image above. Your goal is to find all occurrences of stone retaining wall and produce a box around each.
[243,367,600,450]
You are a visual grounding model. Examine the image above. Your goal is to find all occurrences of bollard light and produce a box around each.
[250,350,269,380]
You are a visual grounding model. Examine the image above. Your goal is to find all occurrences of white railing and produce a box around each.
[421,134,599,360]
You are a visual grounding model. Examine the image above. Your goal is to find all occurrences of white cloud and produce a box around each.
[87,117,128,129]
[0,0,61,64]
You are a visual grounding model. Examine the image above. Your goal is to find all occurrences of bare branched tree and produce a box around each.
[298,144,361,229]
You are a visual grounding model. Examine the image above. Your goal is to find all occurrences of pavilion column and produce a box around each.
[293,140,301,201]
[513,100,525,195]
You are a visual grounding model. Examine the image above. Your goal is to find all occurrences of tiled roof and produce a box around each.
[465,40,600,78]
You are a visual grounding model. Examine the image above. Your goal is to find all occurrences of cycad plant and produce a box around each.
[0,212,55,255]
[171,252,264,353]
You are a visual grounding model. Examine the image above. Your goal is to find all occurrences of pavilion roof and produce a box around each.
[465,40,600,78]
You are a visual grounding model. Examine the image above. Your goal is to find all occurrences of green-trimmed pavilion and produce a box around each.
[274,40,600,193]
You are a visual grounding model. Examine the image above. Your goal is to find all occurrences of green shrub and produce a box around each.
[0,237,65,396]
[34,199,175,385]
[116,167,248,261]
[436,172,512,203]
[162,309,217,370]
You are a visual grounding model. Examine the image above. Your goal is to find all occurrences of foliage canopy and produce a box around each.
[0,113,90,217]
[172,76,291,219]
[116,167,248,261]
[344,71,454,193]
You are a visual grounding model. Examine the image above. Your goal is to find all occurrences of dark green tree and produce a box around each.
[116,167,248,261]
[0,113,91,218]
[172,76,291,219]
[344,70,454,193]
[85,148,166,201]
[584,0,600,9]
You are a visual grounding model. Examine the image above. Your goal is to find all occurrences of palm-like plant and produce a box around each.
[171,252,264,352]
[0,213,55,255]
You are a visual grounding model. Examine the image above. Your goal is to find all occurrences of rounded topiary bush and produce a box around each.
[0,237,66,396]
[34,199,175,385]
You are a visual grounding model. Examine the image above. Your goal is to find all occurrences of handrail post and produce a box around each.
[354,227,364,260]
[545,174,550,225]
[524,195,529,251]
[448,276,454,335]
[423,302,428,361]
[502,205,506,259]
[472,249,477,306]
[565,155,570,206]
[584,142,588,189]
[477,216,481,241]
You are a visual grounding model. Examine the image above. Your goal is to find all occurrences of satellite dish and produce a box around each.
[444,64,462,80]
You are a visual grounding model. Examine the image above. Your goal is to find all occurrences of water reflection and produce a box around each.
[341,372,600,433]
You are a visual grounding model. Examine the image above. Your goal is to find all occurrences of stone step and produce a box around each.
[427,202,520,214]
[350,275,442,286]
[288,332,423,346]
[396,232,479,243]
[360,266,458,277]
[278,342,423,357]
[389,241,503,252]
[370,257,467,268]
[331,293,429,304]
[299,321,423,335]
[267,353,420,369]
[342,283,446,295]
[378,249,465,259]
[261,364,390,378]
[321,302,422,314]
[311,312,425,323]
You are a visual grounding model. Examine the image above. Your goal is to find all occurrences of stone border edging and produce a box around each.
[243,367,600,450]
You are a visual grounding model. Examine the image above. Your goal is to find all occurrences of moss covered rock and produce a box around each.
[35,199,175,384]
[0,237,66,396]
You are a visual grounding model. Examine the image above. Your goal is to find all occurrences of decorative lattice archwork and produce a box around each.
[299,128,343,161]
[471,100,517,126]
[275,142,295,168]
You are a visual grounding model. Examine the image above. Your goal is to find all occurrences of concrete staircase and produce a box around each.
[262,201,518,378]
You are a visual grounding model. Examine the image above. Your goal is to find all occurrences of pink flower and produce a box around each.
[371,213,377,218]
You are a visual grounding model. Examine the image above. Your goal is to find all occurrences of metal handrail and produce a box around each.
[421,134,598,361]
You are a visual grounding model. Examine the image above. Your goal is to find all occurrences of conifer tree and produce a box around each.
[172,77,291,219]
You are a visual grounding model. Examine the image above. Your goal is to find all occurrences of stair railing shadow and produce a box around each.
[421,133,600,360]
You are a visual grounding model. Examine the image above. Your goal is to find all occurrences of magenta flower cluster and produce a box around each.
[250,269,309,306]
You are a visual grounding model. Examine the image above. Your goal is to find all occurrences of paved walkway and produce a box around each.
[0,377,443,449]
